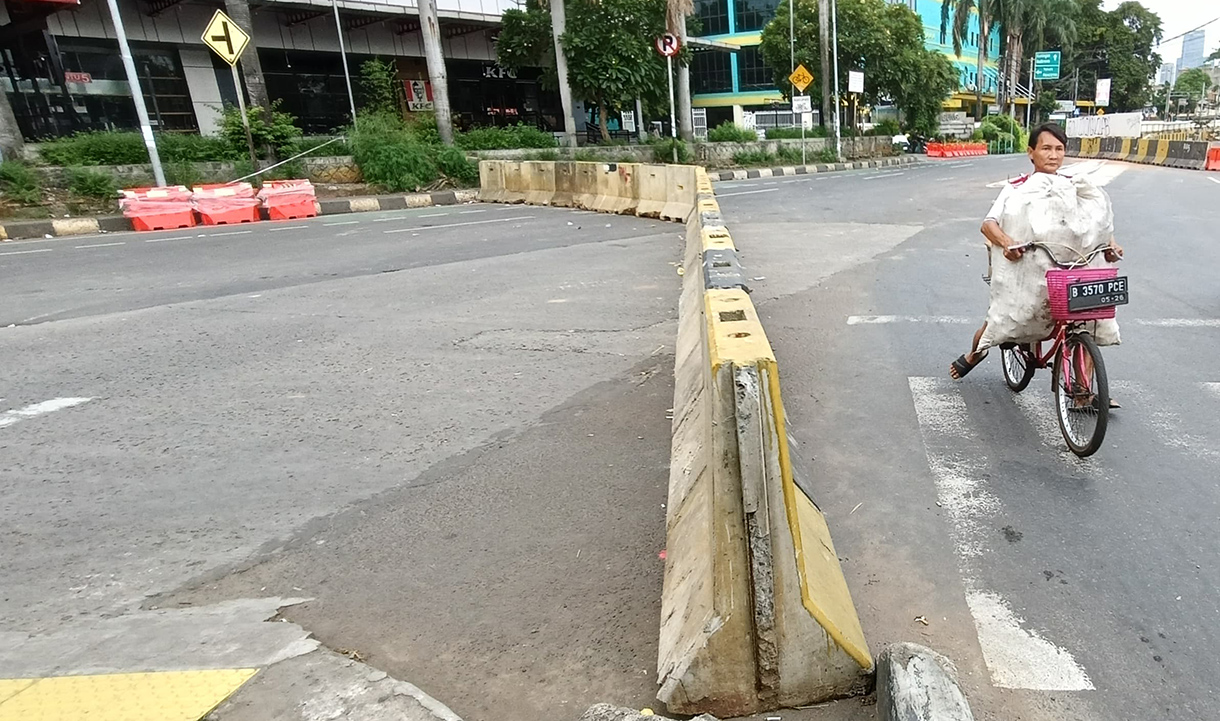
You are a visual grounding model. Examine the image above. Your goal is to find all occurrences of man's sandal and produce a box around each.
[950,350,988,380]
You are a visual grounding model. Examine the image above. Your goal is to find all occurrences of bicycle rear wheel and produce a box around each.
[1001,344,1036,392]
[1053,332,1109,457]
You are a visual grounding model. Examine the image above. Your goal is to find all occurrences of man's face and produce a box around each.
[1027,131,1065,173]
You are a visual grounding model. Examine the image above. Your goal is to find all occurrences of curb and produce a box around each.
[876,643,974,721]
[712,155,919,181]
[0,189,478,242]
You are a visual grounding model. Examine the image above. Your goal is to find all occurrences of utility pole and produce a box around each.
[331,0,358,127]
[548,0,578,147]
[0,92,23,161]
[104,0,165,186]
[818,0,831,129]
[222,0,270,110]
[675,13,693,141]
[419,0,455,145]
[830,0,841,159]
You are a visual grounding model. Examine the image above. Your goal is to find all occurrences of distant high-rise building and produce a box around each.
[1180,29,1206,70]
[1158,62,1177,85]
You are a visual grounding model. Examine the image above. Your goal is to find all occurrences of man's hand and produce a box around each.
[1104,239,1124,263]
[1003,243,1025,262]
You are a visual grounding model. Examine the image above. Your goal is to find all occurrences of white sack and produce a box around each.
[978,172,1121,351]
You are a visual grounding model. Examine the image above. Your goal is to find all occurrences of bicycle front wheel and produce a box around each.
[1001,344,1036,392]
[1053,333,1109,457]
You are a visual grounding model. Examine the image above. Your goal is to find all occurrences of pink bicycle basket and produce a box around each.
[1046,267,1119,321]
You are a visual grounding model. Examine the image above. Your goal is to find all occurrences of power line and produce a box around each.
[1155,15,1220,47]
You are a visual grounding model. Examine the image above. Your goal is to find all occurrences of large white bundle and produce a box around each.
[978,173,1121,350]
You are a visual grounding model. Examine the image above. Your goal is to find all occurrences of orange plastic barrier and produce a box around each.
[926,142,987,158]
[258,179,319,220]
[192,182,261,225]
[119,185,196,231]
[1207,145,1220,172]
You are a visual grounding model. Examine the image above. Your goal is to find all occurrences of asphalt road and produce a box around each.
[717,157,1220,721]
[0,203,683,720]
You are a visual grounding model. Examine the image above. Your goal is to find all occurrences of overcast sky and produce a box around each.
[1104,0,1219,62]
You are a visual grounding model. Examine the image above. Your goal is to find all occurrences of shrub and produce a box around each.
[526,149,560,161]
[284,136,350,158]
[0,161,42,205]
[971,128,986,141]
[165,160,203,188]
[359,58,400,114]
[732,149,774,166]
[707,122,758,143]
[573,149,601,161]
[41,132,148,166]
[67,168,119,199]
[219,101,303,158]
[455,123,556,150]
[651,138,693,164]
[873,119,901,137]
[156,133,239,162]
[433,146,478,187]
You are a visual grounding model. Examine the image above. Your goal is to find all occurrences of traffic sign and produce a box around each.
[655,33,681,58]
[1033,51,1061,81]
[202,9,250,66]
[789,64,813,93]
[848,70,864,94]
[791,95,812,114]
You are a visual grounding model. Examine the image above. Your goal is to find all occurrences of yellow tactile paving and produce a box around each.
[0,669,257,721]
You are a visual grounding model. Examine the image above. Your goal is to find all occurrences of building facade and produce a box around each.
[1177,28,1205,72]
[688,0,1001,126]
[0,0,562,140]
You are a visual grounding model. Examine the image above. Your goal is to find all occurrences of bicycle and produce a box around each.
[997,242,1128,457]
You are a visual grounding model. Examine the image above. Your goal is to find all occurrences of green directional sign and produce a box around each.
[1034,51,1061,81]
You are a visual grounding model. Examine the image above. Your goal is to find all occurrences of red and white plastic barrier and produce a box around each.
[258,179,319,220]
[926,142,989,158]
[191,182,261,226]
[119,185,196,232]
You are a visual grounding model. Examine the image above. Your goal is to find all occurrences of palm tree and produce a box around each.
[669,0,694,141]
[997,0,1077,116]
[940,0,999,119]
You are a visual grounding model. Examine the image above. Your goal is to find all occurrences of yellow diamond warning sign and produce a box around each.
[202,10,250,66]
[788,64,813,93]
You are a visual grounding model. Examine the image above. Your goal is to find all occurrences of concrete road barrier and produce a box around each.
[476,160,875,715]
[1067,137,1220,173]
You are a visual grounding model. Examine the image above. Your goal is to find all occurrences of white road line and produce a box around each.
[1136,318,1220,328]
[715,188,780,198]
[1009,386,1106,476]
[847,315,973,325]
[1207,177,1219,185]
[1111,381,1220,462]
[909,376,1094,691]
[209,230,253,237]
[383,216,534,234]
[268,225,311,232]
[0,248,54,256]
[936,176,954,181]
[862,172,906,181]
[144,235,194,243]
[459,209,487,214]
[418,212,449,218]
[74,242,125,249]
[323,220,359,226]
[0,397,92,429]
[1205,383,1220,399]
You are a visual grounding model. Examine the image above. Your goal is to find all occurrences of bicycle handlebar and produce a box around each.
[1008,241,1119,269]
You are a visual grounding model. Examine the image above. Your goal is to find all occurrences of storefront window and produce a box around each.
[691,51,733,95]
[737,46,774,91]
[734,0,779,34]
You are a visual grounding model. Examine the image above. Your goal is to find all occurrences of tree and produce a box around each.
[1210,47,1220,62]
[0,92,23,160]
[996,0,1078,115]
[359,59,401,114]
[940,0,998,119]
[222,0,271,111]
[759,0,957,136]
[497,0,673,142]
[1054,0,1161,112]
[1173,67,1212,113]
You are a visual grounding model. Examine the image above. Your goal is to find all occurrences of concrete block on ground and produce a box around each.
[876,643,973,721]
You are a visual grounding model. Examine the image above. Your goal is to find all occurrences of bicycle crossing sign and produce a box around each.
[788,64,814,93]
[202,10,250,66]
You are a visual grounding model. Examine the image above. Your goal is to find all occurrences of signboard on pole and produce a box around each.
[791,95,812,114]
[621,110,636,134]
[201,10,250,66]
[654,33,681,57]
[848,70,864,94]
[788,64,813,93]
[405,79,435,111]
[1065,111,1140,138]
[1095,78,1111,107]
[1033,51,1061,81]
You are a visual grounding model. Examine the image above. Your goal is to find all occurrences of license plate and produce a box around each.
[1067,276,1129,312]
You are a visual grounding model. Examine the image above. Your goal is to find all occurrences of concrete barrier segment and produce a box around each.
[876,643,974,721]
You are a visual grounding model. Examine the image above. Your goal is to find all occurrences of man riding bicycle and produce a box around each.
[949,122,1124,386]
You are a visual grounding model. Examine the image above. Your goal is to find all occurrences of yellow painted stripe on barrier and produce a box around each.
[0,670,258,721]
[701,226,736,253]
[704,289,775,370]
[1119,138,1132,159]
[1153,140,1170,166]
[697,198,720,215]
[766,366,873,670]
